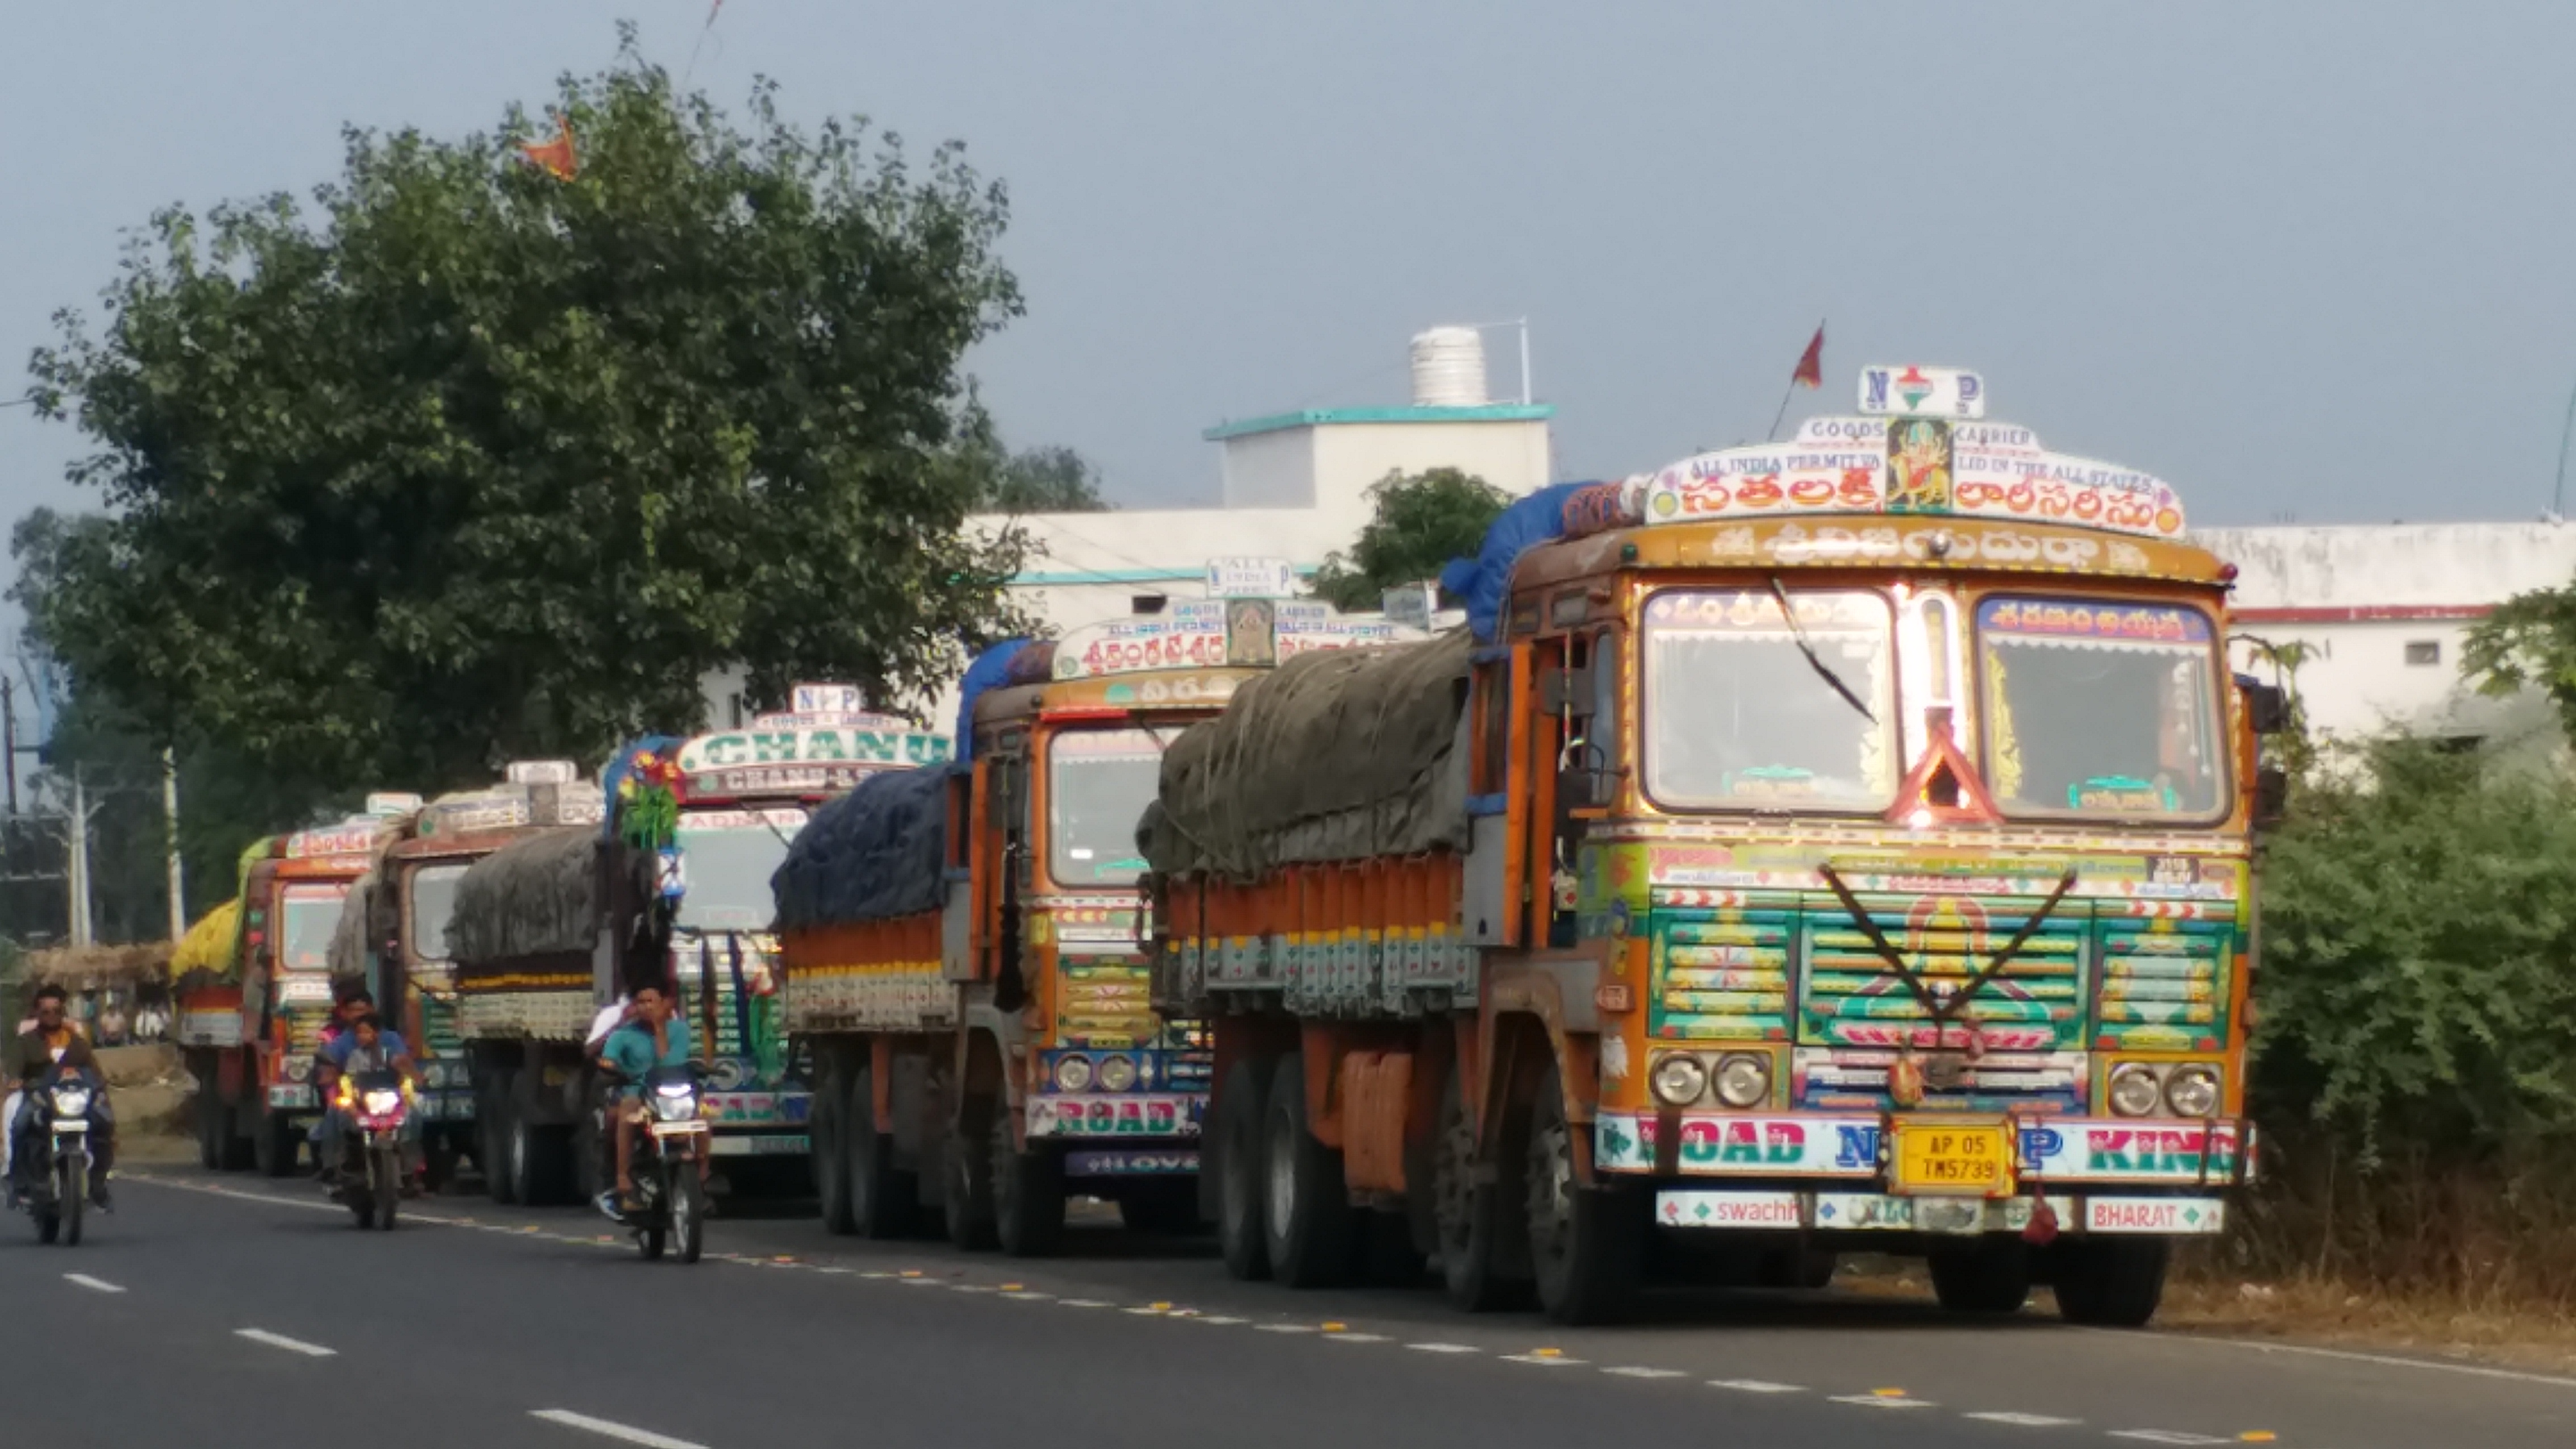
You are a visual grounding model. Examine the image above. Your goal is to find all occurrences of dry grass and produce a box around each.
[2157,1272,2576,1376]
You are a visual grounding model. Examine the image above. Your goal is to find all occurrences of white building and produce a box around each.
[2199,521,2576,751]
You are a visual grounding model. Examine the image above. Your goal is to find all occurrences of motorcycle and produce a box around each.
[624,1064,709,1263]
[20,1069,98,1246]
[332,1068,411,1231]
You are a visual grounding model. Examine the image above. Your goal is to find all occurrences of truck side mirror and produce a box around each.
[2244,680,2290,736]
[2253,763,2290,829]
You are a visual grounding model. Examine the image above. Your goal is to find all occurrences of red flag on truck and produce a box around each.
[1791,325,1825,389]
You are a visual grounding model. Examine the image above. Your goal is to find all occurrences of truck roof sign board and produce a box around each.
[1858,364,1986,419]
[675,726,953,800]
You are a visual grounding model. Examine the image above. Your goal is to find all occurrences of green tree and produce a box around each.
[2462,580,2576,739]
[1308,467,1509,612]
[24,34,1029,797]
[993,443,1110,513]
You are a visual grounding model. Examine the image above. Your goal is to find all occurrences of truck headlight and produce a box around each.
[1712,1053,1772,1108]
[2164,1065,2221,1118]
[1649,1053,1706,1107]
[1095,1054,1137,1092]
[2108,1064,2163,1117]
[1053,1055,1095,1092]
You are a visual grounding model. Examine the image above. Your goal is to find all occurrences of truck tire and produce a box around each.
[813,1055,855,1235]
[944,1098,998,1252]
[849,1063,920,1239]
[1526,1059,1641,1325]
[1435,1062,1531,1312]
[254,1110,299,1179]
[2053,1238,2169,1327]
[1261,1051,1353,1288]
[196,1085,223,1170]
[1930,1243,2032,1315]
[1214,1058,1271,1281]
[990,1114,1066,1258]
[483,1074,522,1205]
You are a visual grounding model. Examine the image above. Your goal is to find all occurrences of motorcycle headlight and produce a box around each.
[50,1088,91,1117]
[2108,1064,2164,1117]
[1712,1053,1773,1109]
[1052,1055,1095,1093]
[362,1090,402,1116]
[2164,1065,2222,1119]
[651,1086,699,1123]
[1649,1052,1707,1107]
[1095,1054,1138,1092]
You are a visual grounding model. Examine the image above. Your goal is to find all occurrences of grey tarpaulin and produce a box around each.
[1137,629,1475,882]
[771,764,955,931]
[326,872,377,981]
[449,826,621,964]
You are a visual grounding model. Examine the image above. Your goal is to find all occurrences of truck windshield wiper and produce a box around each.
[1768,576,1876,724]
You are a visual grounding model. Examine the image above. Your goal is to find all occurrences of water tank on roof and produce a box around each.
[1410,326,1488,407]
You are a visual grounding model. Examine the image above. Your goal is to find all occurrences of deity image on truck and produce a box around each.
[1140,367,2285,1326]
[774,599,1421,1254]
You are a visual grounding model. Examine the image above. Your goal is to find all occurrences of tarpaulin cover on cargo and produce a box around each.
[169,899,243,983]
[771,764,954,931]
[326,872,378,981]
[1137,629,1474,882]
[449,826,633,963]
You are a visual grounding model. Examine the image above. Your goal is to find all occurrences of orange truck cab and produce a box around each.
[1143,367,2290,1327]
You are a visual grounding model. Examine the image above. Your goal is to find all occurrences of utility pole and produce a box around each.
[2,674,16,813]
[67,766,92,949]
[163,747,185,940]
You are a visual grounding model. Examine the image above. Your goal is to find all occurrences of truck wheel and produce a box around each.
[2053,1238,2170,1327]
[813,1055,855,1235]
[196,1078,222,1169]
[990,1114,1066,1258]
[1526,1060,1641,1325]
[483,1076,522,1205]
[254,1111,299,1179]
[220,1101,254,1171]
[1930,1243,2032,1314]
[1214,1058,1271,1281]
[849,1063,920,1239]
[1261,1051,1353,1288]
[1937,1237,2030,1315]
[943,1099,998,1251]
[1435,1062,1531,1311]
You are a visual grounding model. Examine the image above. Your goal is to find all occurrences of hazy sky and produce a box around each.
[7,1,2575,563]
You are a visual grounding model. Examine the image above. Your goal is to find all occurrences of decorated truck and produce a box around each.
[775,604,1416,1254]
[179,797,424,1177]
[448,688,932,1204]
[171,899,244,1167]
[326,763,600,1188]
[1140,367,2288,1327]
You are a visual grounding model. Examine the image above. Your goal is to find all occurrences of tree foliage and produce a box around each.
[2254,738,2576,1157]
[987,442,1109,514]
[1308,467,1508,612]
[25,36,1029,797]
[2462,579,2576,740]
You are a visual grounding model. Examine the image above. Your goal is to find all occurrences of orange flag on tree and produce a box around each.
[1791,324,1825,389]
[519,116,577,181]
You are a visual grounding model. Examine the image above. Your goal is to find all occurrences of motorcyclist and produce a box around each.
[6,984,114,1212]
[305,983,379,1163]
[600,984,698,1214]
[316,1011,420,1196]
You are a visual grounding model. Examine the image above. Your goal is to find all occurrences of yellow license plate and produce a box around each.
[1892,1122,2014,1197]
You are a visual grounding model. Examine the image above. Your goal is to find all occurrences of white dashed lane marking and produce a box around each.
[1711,1379,1805,1393]
[2108,1433,2233,1446]
[1831,1393,1934,1410]
[1602,1366,1687,1379]
[1407,1342,1483,1353]
[235,1328,336,1357]
[63,1273,124,1294]
[529,1408,711,1448]
[1966,1411,2082,1427]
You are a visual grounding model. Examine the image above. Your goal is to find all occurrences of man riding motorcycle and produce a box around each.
[600,984,699,1214]
[305,983,380,1163]
[315,1011,420,1196]
[6,985,113,1212]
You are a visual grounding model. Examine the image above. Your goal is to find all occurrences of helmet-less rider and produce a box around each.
[600,983,700,1214]
[6,983,114,1212]
[316,1011,421,1196]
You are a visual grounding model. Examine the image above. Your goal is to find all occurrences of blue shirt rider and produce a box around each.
[603,985,698,1211]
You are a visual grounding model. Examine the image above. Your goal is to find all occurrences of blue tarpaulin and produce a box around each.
[1438,480,1594,643]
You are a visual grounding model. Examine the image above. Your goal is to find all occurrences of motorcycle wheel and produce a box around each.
[673,1160,706,1265]
[56,1152,83,1248]
[371,1147,399,1231]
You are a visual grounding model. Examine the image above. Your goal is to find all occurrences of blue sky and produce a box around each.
[6,1,2574,570]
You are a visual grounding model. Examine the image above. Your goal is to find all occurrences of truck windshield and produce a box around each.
[1976,596,2225,820]
[408,861,468,962]
[674,808,809,932]
[1642,588,1898,811]
[280,883,349,972]
[1048,727,1164,886]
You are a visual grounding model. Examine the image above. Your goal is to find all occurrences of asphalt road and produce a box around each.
[3,1169,2570,1449]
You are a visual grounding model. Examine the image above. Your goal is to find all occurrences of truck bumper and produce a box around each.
[1651,1188,2227,1237]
